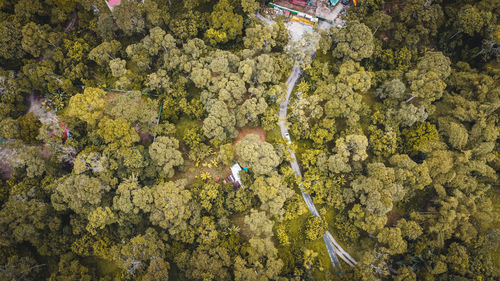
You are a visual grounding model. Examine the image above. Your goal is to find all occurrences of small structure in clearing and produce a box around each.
[227,163,244,189]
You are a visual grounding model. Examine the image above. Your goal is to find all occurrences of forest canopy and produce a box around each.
[0,0,498,280]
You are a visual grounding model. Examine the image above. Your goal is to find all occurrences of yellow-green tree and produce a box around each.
[205,0,243,45]
[235,134,281,176]
[148,136,184,178]
[305,216,327,241]
[66,87,106,127]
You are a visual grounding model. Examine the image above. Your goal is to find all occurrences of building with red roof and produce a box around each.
[106,0,121,11]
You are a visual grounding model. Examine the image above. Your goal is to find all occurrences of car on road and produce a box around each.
[284,132,292,144]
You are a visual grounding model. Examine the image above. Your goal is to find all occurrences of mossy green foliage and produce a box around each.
[305,216,327,241]
[17,112,41,144]
[402,121,439,155]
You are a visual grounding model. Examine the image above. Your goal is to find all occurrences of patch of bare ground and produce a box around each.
[233,127,267,145]
[386,210,402,227]
[27,94,58,125]
[103,91,120,103]
[0,150,14,180]
[231,215,253,240]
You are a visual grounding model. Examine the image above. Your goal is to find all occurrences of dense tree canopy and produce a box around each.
[0,0,498,280]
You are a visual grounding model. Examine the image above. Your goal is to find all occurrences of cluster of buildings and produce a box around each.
[269,0,355,26]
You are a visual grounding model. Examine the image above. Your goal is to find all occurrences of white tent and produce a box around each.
[230,163,243,187]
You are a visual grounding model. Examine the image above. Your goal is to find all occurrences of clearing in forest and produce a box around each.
[233,127,267,144]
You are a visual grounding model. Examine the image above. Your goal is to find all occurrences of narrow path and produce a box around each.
[278,63,357,269]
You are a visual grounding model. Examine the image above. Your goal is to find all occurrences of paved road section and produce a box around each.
[260,6,357,271]
[278,63,357,269]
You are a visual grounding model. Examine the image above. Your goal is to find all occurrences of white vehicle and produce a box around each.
[284,132,292,144]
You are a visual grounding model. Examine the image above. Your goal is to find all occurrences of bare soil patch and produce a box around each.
[231,215,253,240]
[27,94,58,125]
[0,152,14,180]
[386,210,402,227]
[233,127,267,145]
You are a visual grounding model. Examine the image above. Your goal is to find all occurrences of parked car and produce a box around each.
[284,132,292,144]
[341,0,349,5]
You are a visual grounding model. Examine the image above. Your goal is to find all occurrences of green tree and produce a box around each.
[236,97,267,127]
[347,163,403,216]
[202,100,237,142]
[86,206,117,235]
[397,218,423,240]
[109,58,127,78]
[88,40,121,66]
[97,117,140,148]
[406,51,451,103]
[21,22,59,58]
[149,180,193,237]
[66,87,106,127]
[251,175,294,218]
[205,0,243,45]
[186,246,231,281]
[0,255,42,281]
[113,177,152,215]
[51,175,103,215]
[399,0,444,46]
[113,0,146,36]
[456,5,490,36]
[376,79,406,100]
[389,154,432,191]
[10,146,47,178]
[106,91,158,132]
[402,121,439,154]
[348,204,387,235]
[0,117,19,139]
[48,253,92,281]
[17,112,41,144]
[217,143,235,166]
[336,60,372,92]
[142,258,169,281]
[169,11,205,41]
[305,216,327,241]
[377,227,407,255]
[235,134,281,176]
[322,82,363,128]
[111,228,165,276]
[440,121,469,150]
[234,237,284,281]
[148,136,184,178]
[396,103,428,127]
[332,21,374,61]
[241,0,260,13]
[0,198,63,255]
[446,242,470,275]
[0,19,25,60]
[328,134,368,174]
[243,23,286,53]
[244,209,274,238]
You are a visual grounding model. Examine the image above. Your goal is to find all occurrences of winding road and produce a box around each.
[258,3,356,272]
[278,63,357,270]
